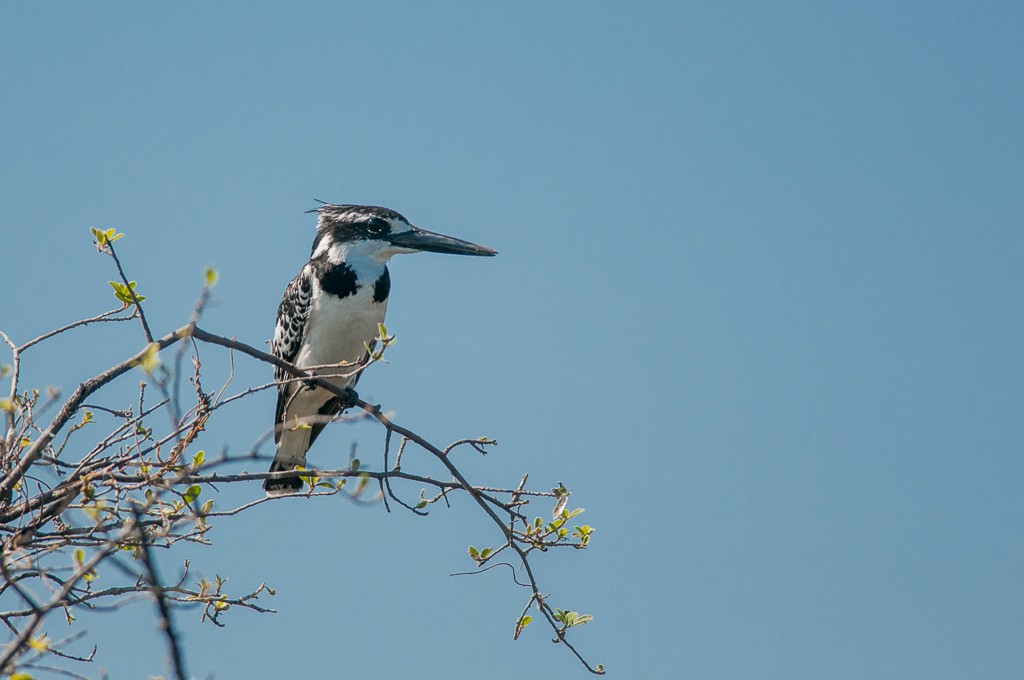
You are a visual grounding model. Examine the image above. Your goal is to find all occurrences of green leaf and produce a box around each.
[108,280,128,303]
[514,614,532,640]
[183,485,201,505]
[108,280,146,305]
[93,228,125,243]
[200,499,214,515]
[11,671,35,679]
[28,634,50,651]
[551,609,593,629]
[468,546,480,559]
[74,548,85,566]
[137,342,161,374]
[204,267,219,288]
[192,450,205,469]
[350,458,360,472]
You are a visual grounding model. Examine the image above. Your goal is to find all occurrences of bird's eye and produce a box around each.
[365,219,388,235]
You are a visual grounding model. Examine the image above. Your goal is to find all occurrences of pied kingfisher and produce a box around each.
[265,204,496,494]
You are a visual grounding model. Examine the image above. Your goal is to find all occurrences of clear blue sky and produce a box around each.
[2,2,1022,678]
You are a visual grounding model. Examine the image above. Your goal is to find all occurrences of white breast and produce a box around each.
[295,279,387,389]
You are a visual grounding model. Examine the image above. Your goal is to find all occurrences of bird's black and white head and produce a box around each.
[310,204,496,264]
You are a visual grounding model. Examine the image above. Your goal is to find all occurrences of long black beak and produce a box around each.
[387,226,497,256]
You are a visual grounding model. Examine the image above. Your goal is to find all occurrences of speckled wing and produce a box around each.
[271,264,313,443]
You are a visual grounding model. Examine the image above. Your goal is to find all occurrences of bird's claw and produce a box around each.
[342,388,360,409]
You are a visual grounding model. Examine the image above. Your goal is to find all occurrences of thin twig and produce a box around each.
[17,307,134,353]
[104,240,153,343]
[130,506,188,680]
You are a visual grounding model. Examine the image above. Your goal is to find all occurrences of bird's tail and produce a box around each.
[264,425,311,495]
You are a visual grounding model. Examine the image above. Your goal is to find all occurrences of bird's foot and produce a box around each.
[342,387,360,409]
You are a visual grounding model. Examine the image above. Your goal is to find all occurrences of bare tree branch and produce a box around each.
[128,506,188,680]
[0,238,602,677]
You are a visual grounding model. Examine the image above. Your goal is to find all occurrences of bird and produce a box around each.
[264,203,497,494]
